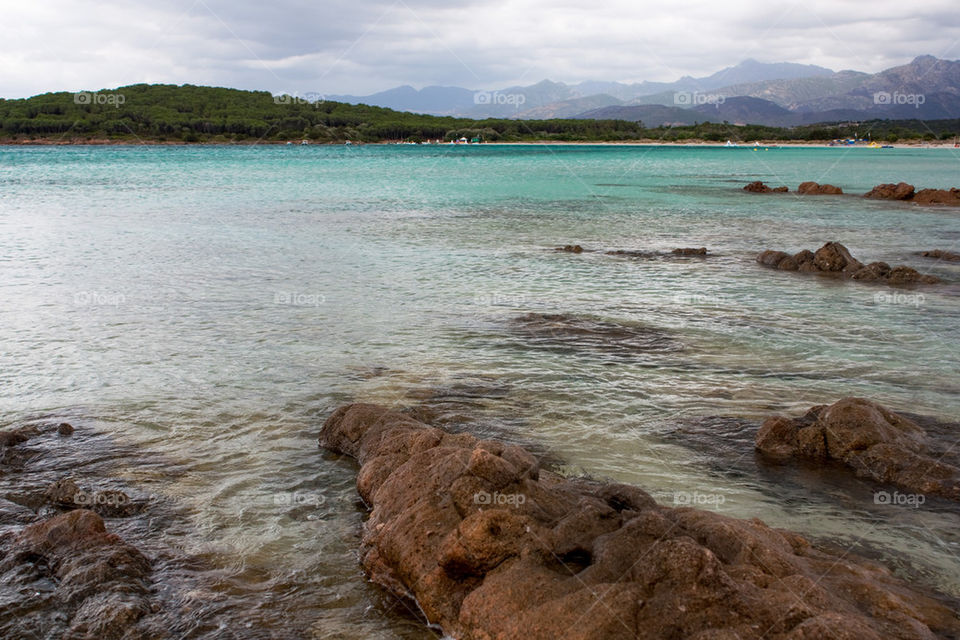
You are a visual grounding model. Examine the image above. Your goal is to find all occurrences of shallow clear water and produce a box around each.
[1,144,959,637]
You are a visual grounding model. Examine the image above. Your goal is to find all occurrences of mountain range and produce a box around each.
[325,56,960,127]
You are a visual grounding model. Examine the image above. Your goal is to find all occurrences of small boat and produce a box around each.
[724,140,738,147]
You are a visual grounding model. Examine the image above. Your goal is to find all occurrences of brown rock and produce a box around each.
[798,182,843,195]
[744,181,771,192]
[850,261,892,281]
[756,250,790,267]
[864,182,916,200]
[759,243,942,286]
[813,242,863,273]
[756,397,960,501]
[777,256,799,271]
[322,403,960,640]
[913,188,960,206]
[886,266,941,285]
[0,510,153,639]
[58,422,75,436]
[744,181,788,193]
[672,247,708,255]
[555,245,584,253]
[919,250,960,262]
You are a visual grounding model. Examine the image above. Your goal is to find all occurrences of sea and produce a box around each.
[1,143,958,638]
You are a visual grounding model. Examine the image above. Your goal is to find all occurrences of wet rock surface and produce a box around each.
[863,183,960,206]
[797,181,843,195]
[743,181,789,193]
[757,242,941,284]
[321,403,960,640]
[0,509,154,639]
[552,246,712,259]
[756,398,960,501]
[919,249,960,262]
[671,247,708,255]
[865,182,917,200]
[914,188,960,206]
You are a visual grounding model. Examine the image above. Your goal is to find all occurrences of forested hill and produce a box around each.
[0,84,646,143]
[1,84,956,144]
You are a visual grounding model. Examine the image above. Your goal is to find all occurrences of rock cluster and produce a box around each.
[865,182,960,206]
[756,398,960,501]
[554,244,584,253]
[756,242,941,284]
[743,181,788,193]
[321,403,960,640]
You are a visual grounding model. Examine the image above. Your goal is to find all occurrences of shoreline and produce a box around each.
[2,138,958,149]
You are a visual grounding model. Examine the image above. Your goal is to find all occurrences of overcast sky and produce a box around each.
[3,0,960,98]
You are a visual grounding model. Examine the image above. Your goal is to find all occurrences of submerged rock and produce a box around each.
[797,181,843,195]
[554,245,584,253]
[671,247,708,255]
[757,398,960,501]
[508,313,682,356]
[0,509,153,639]
[757,242,941,284]
[321,403,960,640]
[919,250,960,262]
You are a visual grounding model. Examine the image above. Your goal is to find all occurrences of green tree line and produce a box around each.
[1,84,956,143]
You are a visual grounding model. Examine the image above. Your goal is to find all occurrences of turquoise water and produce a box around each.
[1,144,959,637]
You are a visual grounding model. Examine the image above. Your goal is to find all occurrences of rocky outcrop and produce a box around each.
[671,247,708,255]
[0,509,154,639]
[919,249,960,261]
[862,183,960,206]
[321,403,960,640]
[797,181,843,195]
[756,398,960,501]
[864,182,916,200]
[913,188,960,206]
[743,181,788,193]
[554,245,584,253]
[756,242,941,284]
